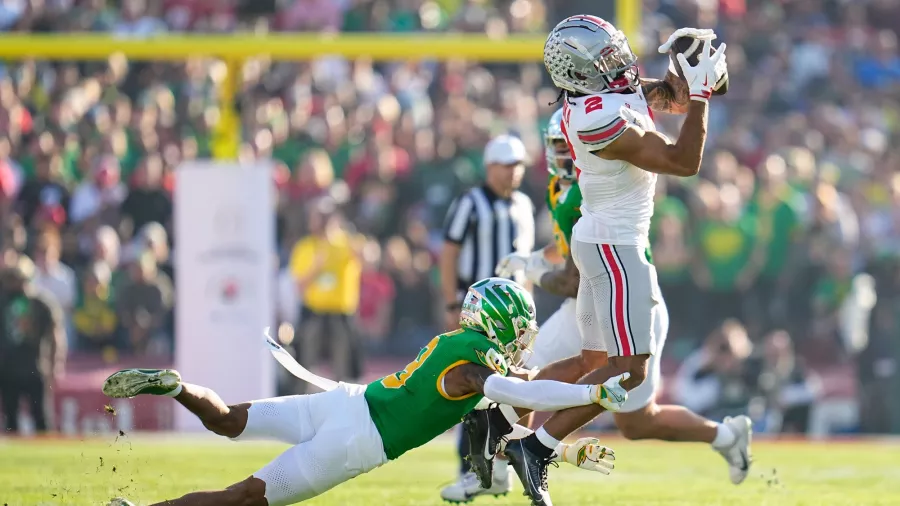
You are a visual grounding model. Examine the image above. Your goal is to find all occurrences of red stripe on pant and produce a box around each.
[601,244,633,356]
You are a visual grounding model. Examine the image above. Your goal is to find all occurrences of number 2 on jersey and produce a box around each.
[380,331,453,388]
[584,96,603,113]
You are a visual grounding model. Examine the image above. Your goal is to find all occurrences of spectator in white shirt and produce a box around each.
[69,155,128,225]
[31,229,76,313]
[92,225,121,271]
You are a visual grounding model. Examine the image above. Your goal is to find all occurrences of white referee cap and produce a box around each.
[483,134,528,165]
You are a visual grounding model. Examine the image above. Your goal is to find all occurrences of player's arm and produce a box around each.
[538,254,579,298]
[442,362,618,412]
[591,40,726,177]
[594,102,706,177]
[640,70,690,115]
[542,243,563,264]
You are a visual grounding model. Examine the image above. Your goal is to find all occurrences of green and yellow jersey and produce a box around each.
[364,328,509,460]
[546,175,583,259]
[547,176,653,264]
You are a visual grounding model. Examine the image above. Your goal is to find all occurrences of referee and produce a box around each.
[438,134,535,497]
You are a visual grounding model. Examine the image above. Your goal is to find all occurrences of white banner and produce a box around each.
[174,161,275,431]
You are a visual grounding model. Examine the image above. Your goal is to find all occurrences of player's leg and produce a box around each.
[613,300,753,484]
[126,383,387,506]
[525,297,601,387]
[506,243,656,505]
[133,434,324,506]
[146,476,267,506]
[614,299,714,439]
[102,369,314,445]
[251,383,388,505]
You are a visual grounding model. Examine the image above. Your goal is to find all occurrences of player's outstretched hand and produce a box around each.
[657,27,716,53]
[555,437,616,474]
[495,252,529,278]
[589,375,628,412]
[676,39,727,104]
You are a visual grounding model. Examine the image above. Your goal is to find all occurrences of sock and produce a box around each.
[164,384,183,398]
[711,423,736,449]
[526,427,561,460]
[522,433,556,460]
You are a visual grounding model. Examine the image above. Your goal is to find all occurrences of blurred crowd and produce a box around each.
[0,0,898,435]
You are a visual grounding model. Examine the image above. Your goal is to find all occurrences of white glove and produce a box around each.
[657,27,716,53]
[554,437,616,474]
[495,253,528,278]
[676,39,727,104]
[523,250,554,287]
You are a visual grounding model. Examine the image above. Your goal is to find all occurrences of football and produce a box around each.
[669,36,729,95]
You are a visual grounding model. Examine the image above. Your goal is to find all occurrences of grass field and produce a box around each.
[1,434,899,506]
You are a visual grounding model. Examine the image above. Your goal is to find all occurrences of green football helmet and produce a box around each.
[460,277,538,367]
[544,108,575,181]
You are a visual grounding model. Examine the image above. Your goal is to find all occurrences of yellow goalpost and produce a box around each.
[0,2,639,159]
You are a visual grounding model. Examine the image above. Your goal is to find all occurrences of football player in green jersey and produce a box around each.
[101,278,625,506]
[463,96,752,506]
[442,107,586,503]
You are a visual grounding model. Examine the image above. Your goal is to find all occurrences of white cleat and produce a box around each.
[440,470,512,503]
[715,415,753,484]
[107,498,136,506]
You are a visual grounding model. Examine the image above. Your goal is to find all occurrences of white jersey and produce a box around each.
[561,90,657,246]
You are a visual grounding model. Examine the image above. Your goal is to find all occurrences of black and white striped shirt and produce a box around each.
[443,185,535,301]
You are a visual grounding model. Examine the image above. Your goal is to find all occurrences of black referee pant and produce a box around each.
[0,371,48,433]
[458,424,472,474]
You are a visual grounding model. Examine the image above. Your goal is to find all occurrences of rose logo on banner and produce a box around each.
[175,161,276,432]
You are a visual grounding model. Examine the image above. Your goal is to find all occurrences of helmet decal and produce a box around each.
[544,15,640,95]
[458,277,539,367]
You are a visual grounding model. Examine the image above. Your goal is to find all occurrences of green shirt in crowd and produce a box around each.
[695,213,758,291]
[747,186,805,279]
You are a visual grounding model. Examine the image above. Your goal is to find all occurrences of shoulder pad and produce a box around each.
[576,114,629,150]
[572,95,632,150]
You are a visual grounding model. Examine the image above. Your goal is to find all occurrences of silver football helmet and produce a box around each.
[544,108,575,180]
[544,15,639,95]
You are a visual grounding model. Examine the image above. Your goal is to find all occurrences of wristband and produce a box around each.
[689,90,711,104]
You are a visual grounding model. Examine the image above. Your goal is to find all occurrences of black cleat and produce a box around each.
[504,438,555,506]
[462,405,512,488]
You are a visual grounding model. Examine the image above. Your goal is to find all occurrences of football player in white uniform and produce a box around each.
[455,18,752,506]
